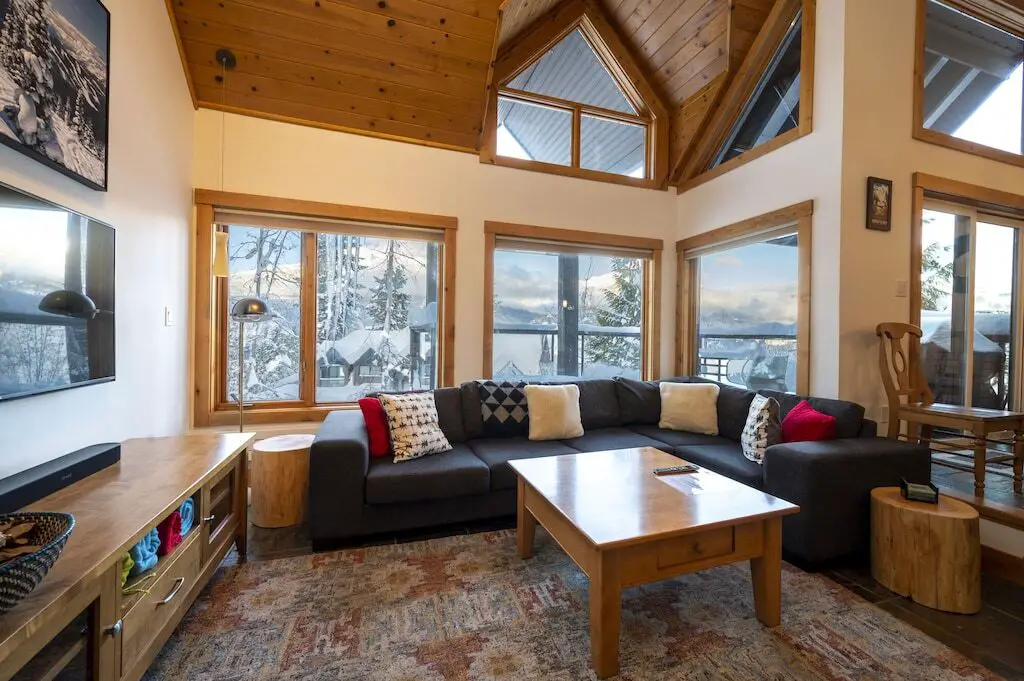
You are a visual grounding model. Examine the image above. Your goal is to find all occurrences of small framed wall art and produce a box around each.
[866,177,893,232]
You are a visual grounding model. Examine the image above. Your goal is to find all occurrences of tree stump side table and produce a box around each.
[250,434,315,528]
[870,487,981,614]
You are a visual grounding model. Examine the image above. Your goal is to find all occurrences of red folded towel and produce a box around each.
[156,510,183,557]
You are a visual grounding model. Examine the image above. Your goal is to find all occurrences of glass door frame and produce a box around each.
[920,198,1024,410]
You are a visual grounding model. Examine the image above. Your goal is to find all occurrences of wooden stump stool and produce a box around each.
[250,434,315,528]
[871,487,981,614]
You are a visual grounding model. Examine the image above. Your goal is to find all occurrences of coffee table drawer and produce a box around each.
[656,527,734,569]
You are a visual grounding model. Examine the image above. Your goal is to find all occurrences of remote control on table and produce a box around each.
[653,464,698,476]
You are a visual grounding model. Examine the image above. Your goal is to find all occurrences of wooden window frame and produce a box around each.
[913,0,1024,169]
[676,0,816,193]
[480,0,670,190]
[675,201,813,395]
[482,220,663,380]
[192,189,458,428]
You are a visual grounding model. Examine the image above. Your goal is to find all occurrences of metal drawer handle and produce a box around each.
[157,577,186,606]
[202,514,216,523]
[105,619,123,636]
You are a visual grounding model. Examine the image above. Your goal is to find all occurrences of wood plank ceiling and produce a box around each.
[165,0,776,183]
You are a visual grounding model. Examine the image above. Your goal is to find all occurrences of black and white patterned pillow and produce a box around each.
[477,380,529,438]
[378,392,453,463]
[741,394,781,464]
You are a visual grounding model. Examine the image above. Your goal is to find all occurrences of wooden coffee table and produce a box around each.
[510,447,800,678]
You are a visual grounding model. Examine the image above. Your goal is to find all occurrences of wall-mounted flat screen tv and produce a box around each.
[0,182,114,401]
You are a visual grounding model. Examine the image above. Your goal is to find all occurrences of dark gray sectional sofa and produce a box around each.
[309,377,931,563]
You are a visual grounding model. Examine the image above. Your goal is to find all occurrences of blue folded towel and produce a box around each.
[178,498,195,536]
[128,528,161,577]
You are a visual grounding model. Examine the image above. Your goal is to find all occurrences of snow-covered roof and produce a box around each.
[320,328,413,365]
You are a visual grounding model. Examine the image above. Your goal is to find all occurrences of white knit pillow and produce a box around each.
[659,382,720,435]
[378,392,453,462]
[525,384,584,441]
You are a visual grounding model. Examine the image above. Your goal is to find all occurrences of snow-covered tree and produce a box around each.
[0,0,29,80]
[367,240,410,331]
[316,233,364,345]
[585,257,643,372]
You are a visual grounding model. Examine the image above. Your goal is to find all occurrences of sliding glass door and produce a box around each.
[919,200,1022,409]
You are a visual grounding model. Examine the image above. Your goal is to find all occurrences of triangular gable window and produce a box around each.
[507,29,637,115]
[709,11,804,169]
[493,19,656,181]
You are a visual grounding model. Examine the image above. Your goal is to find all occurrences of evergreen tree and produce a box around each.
[316,233,364,347]
[366,240,410,331]
[585,257,643,373]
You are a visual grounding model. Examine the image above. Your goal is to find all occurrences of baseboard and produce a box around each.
[982,545,1024,587]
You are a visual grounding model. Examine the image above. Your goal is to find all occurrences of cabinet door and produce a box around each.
[201,456,244,565]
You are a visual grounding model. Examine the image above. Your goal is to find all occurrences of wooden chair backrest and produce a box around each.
[876,322,934,410]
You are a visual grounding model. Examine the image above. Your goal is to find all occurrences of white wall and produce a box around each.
[675,0,847,398]
[193,111,678,386]
[0,0,194,477]
[839,0,1024,420]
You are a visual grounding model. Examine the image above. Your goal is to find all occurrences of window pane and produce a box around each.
[497,97,572,166]
[225,226,302,403]
[710,13,802,168]
[492,249,643,379]
[507,29,636,114]
[695,236,798,392]
[923,0,1023,155]
[972,222,1016,409]
[316,235,439,401]
[920,208,971,405]
[580,115,646,177]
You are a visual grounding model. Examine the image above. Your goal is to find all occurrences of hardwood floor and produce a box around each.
[239,514,1024,680]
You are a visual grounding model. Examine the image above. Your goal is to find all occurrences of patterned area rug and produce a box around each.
[144,530,999,680]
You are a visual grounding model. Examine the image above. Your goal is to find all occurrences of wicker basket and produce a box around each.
[0,512,75,614]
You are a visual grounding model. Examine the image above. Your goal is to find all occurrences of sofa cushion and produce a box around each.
[460,382,485,439]
[613,378,661,425]
[561,427,673,454]
[468,438,578,491]
[365,444,489,504]
[576,379,623,429]
[659,382,719,434]
[627,425,736,449]
[434,387,467,444]
[691,378,756,441]
[478,380,530,438]
[673,443,765,489]
[760,390,865,440]
[526,384,584,440]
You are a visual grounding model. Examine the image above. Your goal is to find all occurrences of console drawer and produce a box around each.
[121,532,202,675]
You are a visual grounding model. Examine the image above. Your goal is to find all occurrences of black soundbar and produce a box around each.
[0,443,121,513]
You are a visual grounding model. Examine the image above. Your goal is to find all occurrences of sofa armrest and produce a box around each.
[309,409,371,543]
[762,437,931,563]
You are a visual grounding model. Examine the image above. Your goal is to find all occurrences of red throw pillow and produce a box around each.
[358,398,392,458]
[781,400,838,443]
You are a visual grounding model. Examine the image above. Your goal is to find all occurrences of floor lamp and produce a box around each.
[231,297,270,433]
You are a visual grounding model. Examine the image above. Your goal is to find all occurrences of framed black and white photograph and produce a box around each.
[0,0,110,191]
[866,177,892,232]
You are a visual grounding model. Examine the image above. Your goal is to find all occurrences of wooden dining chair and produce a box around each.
[876,322,934,439]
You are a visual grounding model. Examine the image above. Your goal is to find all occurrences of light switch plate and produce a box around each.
[895,280,908,298]
[164,306,175,327]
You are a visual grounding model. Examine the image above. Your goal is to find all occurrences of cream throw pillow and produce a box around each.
[525,384,584,441]
[659,382,720,435]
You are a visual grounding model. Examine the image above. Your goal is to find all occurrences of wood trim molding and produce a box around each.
[194,189,459,231]
[913,0,1024,169]
[483,0,671,188]
[482,220,664,379]
[485,220,664,251]
[910,184,925,327]
[479,5,505,150]
[676,201,813,393]
[982,545,1024,587]
[676,200,814,252]
[677,0,809,185]
[193,193,458,426]
[913,173,1024,212]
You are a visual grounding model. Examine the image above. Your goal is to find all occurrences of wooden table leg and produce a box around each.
[750,516,782,627]
[589,550,621,679]
[973,424,987,496]
[516,477,537,559]
[1014,428,1024,494]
